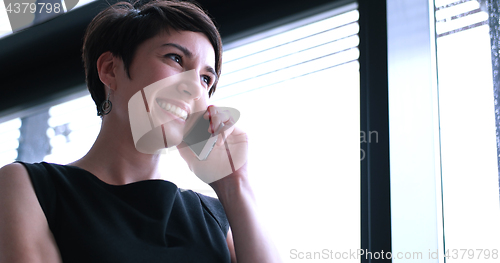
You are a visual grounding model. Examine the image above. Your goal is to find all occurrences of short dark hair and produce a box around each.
[82,0,222,116]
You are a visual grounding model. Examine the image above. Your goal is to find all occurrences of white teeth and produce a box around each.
[157,100,187,121]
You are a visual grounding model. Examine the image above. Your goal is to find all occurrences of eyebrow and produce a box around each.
[161,43,218,83]
[162,43,193,58]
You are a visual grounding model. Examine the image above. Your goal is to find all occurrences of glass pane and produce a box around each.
[43,95,101,164]
[0,118,21,167]
[435,0,500,261]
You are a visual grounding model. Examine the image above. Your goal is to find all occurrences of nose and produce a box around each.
[176,71,203,101]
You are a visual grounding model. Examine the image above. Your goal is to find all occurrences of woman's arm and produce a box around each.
[212,164,282,263]
[179,106,282,262]
[0,163,62,263]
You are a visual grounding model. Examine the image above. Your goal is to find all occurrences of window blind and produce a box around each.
[435,0,489,37]
[215,9,359,100]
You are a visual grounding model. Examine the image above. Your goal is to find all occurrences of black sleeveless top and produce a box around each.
[18,162,231,263]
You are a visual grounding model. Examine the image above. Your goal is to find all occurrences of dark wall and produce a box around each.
[0,0,344,117]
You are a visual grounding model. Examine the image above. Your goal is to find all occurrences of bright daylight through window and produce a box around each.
[435,0,500,261]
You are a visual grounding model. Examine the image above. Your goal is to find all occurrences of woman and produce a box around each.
[0,0,281,262]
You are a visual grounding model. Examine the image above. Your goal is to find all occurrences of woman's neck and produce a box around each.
[70,115,163,185]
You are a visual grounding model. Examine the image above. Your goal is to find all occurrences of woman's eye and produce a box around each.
[165,54,182,64]
[201,76,212,87]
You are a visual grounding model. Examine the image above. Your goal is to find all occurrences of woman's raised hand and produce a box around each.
[177,105,248,185]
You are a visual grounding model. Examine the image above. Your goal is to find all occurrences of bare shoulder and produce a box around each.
[0,163,34,204]
[0,163,62,263]
[0,163,38,205]
[0,162,30,188]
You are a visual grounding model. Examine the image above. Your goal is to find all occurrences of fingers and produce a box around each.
[205,105,235,136]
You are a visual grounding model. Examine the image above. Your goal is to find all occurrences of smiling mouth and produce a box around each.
[156,99,188,121]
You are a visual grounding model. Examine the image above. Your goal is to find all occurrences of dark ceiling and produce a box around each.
[0,0,347,116]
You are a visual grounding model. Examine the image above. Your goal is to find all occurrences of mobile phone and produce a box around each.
[182,112,219,160]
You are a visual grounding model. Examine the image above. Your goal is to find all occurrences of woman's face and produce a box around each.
[113,29,217,152]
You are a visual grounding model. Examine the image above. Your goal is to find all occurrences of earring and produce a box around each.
[100,90,112,116]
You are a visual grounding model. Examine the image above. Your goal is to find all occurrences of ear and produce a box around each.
[97,51,119,91]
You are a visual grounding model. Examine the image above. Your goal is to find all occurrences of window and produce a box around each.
[435,0,500,260]
[0,118,21,167]
[388,0,500,262]
[207,3,360,260]
[43,94,101,164]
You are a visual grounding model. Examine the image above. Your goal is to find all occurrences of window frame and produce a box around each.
[358,0,392,261]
